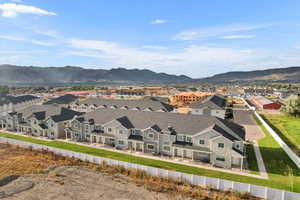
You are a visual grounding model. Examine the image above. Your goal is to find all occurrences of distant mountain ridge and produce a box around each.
[0,64,300,85]
[0,65,192,85]
[197,66,300,83]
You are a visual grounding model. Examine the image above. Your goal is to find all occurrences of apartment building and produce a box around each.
[66,108,245,169]
[170,92,213,106]
[0,94,41,117]
[188,95,227,119]
[1,104,83,139]
[69,98,175,113]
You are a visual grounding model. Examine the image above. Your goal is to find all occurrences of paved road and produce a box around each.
[233,110,265,141]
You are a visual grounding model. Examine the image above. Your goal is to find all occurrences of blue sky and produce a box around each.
[0,0,300,78]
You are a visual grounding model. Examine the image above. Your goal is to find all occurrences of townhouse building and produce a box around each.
[66,108,245,169]
[69,98,175,113]
[188,94,227,119]
[0,94,41,116]
[1,104,83,139]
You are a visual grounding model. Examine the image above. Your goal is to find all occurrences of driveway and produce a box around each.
[233,110,265,141]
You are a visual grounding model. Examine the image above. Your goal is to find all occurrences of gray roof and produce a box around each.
[44,94,79,105]
[76,98,174,112]
[0,95,39,106]
[79,107,245,141]
[189,94,226,110]
[17,105,83,122]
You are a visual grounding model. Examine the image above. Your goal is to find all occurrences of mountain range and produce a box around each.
[0,64,191,86]
[0,64,300,85]
[199,66,300,83]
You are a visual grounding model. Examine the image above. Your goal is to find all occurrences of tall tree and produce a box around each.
[282,95,300,117]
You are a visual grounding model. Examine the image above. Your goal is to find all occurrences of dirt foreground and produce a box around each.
[0,143,262,200]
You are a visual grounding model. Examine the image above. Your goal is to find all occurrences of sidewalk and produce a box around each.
[253,140,268,179]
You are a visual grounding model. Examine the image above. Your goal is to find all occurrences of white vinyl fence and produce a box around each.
[1,137,299,200]
[254,112,300,169]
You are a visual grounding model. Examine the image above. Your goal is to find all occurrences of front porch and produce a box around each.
[172,146,212,163]
[90,134,116,148]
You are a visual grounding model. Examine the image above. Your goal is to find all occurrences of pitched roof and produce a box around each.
[44,94,79,105]
[17,104,83,122]
[77,98,174,112]
[51,108,84,122]
[0,95,39,106]
[189,94,226,110]
[79,107,245,141]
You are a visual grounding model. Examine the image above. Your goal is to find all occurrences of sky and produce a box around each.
[0,0,300,78]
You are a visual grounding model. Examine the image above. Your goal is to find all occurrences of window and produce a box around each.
[199,140,205,145]
[177,135,183,141]
[148,133,154,138]
[119,130,123,134]
[218,143,224,148]
[108,128,112,132]
[118,140,124,145]
[216,156,225,162]
[163,146,170,151]
[186,136,192,143]
[51,132,54,136]
[147,144,154,150]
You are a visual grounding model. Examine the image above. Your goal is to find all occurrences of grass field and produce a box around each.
[245,144,259,175]
[262,114,300,156]
[1,131,300,192]
[253,115,300,192]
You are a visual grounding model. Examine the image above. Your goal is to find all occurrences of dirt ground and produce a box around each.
[1,166,184,200]
[0,143,262,200]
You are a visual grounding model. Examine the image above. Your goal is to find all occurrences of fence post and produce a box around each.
[281,190,285,200]
[265,187,268,199]
[217,178,220,190]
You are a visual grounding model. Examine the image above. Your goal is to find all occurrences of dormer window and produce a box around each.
[108,128,112,132]
[199,140,205,145]
[218,143,224,148]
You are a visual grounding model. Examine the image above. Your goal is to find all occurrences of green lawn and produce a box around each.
[245,144,259,175]
[0,131,300,192]
[253,115,300,192]
[262,114,300,156]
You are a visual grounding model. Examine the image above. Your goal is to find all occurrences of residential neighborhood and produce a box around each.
[1,0,300,199]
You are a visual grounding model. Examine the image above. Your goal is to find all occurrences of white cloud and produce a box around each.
[174,24,272,40]
[220,35,255,39]
[141,45,168,50]
[33,29,61,39]
[67,38,267,76]
[0,3,56,18]
[150,19,167,24]
[0,34,55,46]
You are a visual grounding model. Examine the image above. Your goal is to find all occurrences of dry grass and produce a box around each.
[0,142,262,200]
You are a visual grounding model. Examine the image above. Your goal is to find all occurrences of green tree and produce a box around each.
[281,95,300,117]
